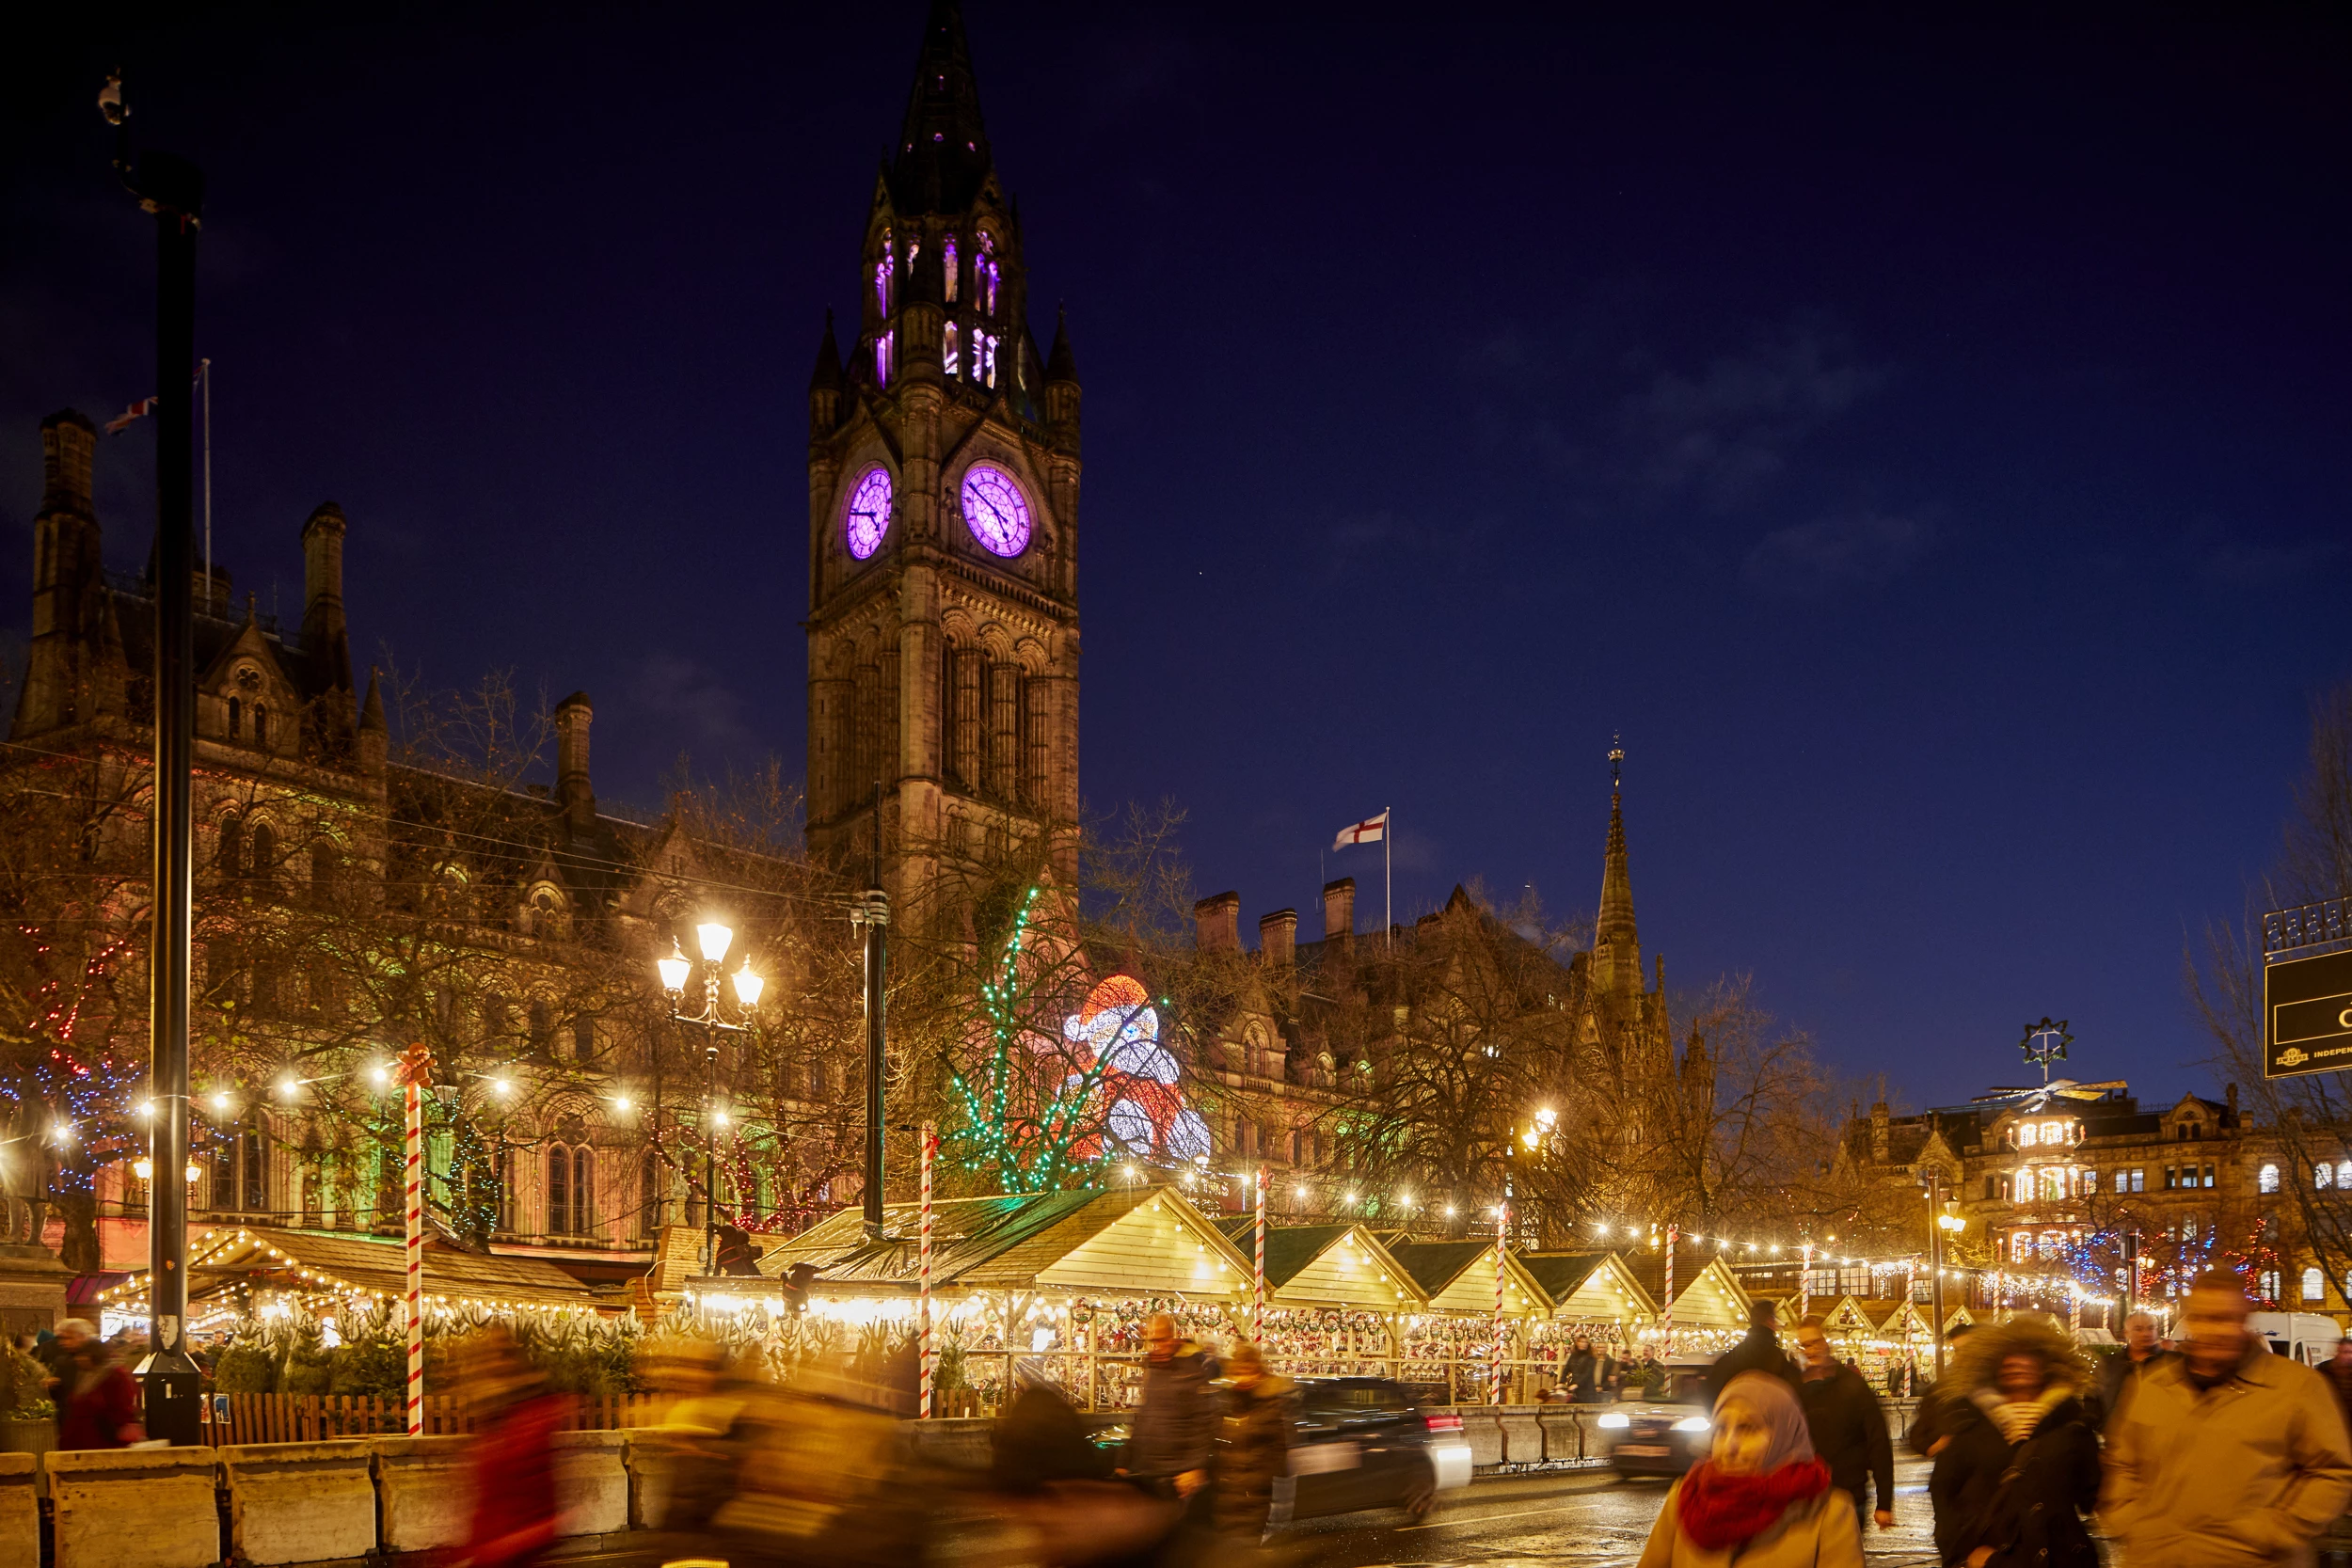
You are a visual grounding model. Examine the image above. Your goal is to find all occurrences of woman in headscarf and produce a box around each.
[1636,1370,1863,1568]
[1921,1319,2098,1568]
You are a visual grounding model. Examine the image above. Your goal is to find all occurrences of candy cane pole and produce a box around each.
[1661,1226,1677,1360]
[1800,1241,1813,1323]
[1253,1165,1266,1339]
[1491,1199,1508,1403]
[919,1120,936,1419]
[398,1042,432,1437]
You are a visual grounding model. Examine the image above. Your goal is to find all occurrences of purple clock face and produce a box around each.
[961,463,1032,557]
[845,467,892,560]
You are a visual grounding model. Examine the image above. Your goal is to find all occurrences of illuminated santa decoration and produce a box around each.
[1060,974,1210,1164]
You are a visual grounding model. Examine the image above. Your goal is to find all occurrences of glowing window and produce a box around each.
[2019,1123,2038,1148]
[2320,1164,2334,1191]
[877,330,894,388]
[2042,1120,2063,1144]
[2261,1163,2280,1194]
[2306,1268,2326,1301]
[944,234,959,303]
[977,232,998,316]
[2338,1161,2351,1189]
[944,322,960,378]
[875,230,894,314]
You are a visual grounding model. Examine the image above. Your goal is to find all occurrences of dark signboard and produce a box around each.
[2265,947,2352,1078]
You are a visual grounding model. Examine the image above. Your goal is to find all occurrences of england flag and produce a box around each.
[1332,810,1388,850]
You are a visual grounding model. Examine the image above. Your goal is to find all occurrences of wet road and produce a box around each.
[1285,1461,1940,1568]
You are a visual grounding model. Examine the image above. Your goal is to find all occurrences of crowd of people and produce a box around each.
[1635,1270,2352,1568]
[11,1318,147,1449]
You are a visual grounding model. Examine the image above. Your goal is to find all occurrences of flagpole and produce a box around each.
[199,359,211,595]
[1384,805,1392,955]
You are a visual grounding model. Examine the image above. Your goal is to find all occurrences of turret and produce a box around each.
[357,669,388,774]
[1045,308,1081,446]
[555,691,595,833]
[300,502,352,692]
[809,310,843,436]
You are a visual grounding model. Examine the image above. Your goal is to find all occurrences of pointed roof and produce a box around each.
[358,669,386,732]
[1592,743,1642,1000]
[1046,308,1079,384]
[810,310,843,392]
[889,0,994,215]
[1215,1220,1422,1308]
[1382,1237,1547,1315]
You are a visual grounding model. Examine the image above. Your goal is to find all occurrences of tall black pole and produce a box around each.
[1928,1174,1948,1380]
[702,1015,719,1277]
[135,144,205,1444]
[858,885,889,1238]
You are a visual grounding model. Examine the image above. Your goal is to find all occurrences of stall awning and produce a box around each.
[107,1225,597,1313]
[1520,1250,1659,1323]
[1383,1238,1547,1316]
[1214,1221,1423,1309]
[750,1184,1251,1300]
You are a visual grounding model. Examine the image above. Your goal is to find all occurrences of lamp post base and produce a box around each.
[135,1354,204,1446]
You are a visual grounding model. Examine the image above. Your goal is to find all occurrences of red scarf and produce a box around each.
[1676,1457,1832,1551]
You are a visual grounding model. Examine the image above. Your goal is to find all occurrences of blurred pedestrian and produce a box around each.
[1123,1313,1217,1507]
[1212,1341,1294,1543]
[1709,1301,1797,1397]
[2326,1338,2352,1438]
[459,1326,568,1568]
[1634,1370,1860,1568]
[1922,1319,2097,1568]
[1791,1315,1894,1533]
[56,1323,142,1449]
[2103,1270,2352,1568]
[1566,1336,1601,1402]
[2090,1309,2175,1430]
[993,1359,1115,1492]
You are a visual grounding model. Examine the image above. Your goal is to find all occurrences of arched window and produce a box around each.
[2304,1267,2326,1301]
[217,816,244,877]
[2019,1124,2038,1148]
[976,232,998,316]
[2319,1164,2333,1191]
[572,1147,594,1233]
[874,230,894,314]
[528,998,552,1050]
[638,1149,662,1239]
[248,821,277,880]
[2338,1161,2352,1190]
[496,1147,514,1233]
[310,841,337,904]
[548,1146,569,1232]
[807,1060,826,1099]
[2261,1163,2281,1194]
[2259,1269,2281,1303]
[944,321,960,378]
[943,233,958,303]
[876,329,894,388]
[252,705,269,746]
[228,696,242,736]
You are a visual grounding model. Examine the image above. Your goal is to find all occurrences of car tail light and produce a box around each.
[1423,1414,1463,1433]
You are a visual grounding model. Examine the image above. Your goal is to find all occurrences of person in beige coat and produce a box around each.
[1637,1371,1863,1568]
[2103,1269,2352,1568]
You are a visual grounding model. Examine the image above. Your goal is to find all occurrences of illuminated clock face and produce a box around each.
[960,463,1032,557]
[844,467,892,560]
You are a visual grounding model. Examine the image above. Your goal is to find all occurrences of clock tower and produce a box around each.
[805,0,1082,903]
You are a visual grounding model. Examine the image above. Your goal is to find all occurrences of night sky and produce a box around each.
[6,5,2348,1113]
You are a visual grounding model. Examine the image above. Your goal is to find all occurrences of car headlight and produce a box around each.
[1672,1416,1711,1433]
[1597,1412,1630,1429]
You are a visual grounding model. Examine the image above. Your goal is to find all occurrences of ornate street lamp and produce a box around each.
[656,919,762,1275]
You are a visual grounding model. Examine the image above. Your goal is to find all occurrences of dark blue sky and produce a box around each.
[6,5,2348,1111]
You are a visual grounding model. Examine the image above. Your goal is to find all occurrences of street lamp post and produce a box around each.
[1928,1173,1965,1378]
[854,882,889,1240]
[103,71,204,1446]
[657,921,762,1276]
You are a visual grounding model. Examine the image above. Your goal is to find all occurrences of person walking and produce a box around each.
[1212,1341,1294,1544]
[2090,1309,2176,1429]
[2104,1270,2352,1567]
[1123,1313,1219,1508]
[55,1324,142,1449]
[460,1326,569,1568]
[1791,1315,1894,1533]
[1709,1301,1798,1397]
[1920,1319,2098,1568]
[1634,1370,1862,1568]
[2325,1337,2352,1440]
[1566,1336,1601,1402]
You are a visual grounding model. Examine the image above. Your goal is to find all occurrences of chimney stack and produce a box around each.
[1259,908,1297,968]
[40,410,96,519]
[554,691,595,832]
[1193,891,1240,952]
[1322,878,1356,948]
[301,502,352,693]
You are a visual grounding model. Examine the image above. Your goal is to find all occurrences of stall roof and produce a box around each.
[112,1225,597,1311]
[1520,1251,1659,1321]
[751,1184,1251,1299]
[1382,1238,1547,1316]
[1214,1221,1422,1308]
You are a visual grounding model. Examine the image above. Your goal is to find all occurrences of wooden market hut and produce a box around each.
[1210,1220,1424,1310]
[1382,1238,1549,1317]
[1630,1252,1755,1354]
[1518,1250,1659,1339]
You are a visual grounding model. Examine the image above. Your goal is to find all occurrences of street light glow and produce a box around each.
[612,1094,632,1113]
[695,920,733,963]
[731,955,764,1007]
[210,1092,231,1113]
[491,1078,513,1097]
[657,943,691,993]
[369,1064,390,1086]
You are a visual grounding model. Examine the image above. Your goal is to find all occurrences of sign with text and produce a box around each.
[2265,947,2352,1078]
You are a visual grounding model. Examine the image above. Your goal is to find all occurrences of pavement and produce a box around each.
[1281,1460,1941,1568]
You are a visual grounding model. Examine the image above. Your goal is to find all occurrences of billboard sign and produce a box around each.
[2265,947,2352,1078]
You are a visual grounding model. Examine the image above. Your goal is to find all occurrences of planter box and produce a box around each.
[47,1446,221,1568]
[222,1439,377,1565]
[550,1429,628,1538]
[0,1452,36,1568]
[370,1433,474,1555]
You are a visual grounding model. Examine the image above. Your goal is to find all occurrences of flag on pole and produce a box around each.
[1332,810,1388,850]
[105,397,159,435]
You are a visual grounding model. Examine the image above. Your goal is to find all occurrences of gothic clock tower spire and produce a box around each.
[805,0,1081,907]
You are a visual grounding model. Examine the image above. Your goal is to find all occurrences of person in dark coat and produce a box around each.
[1212,1341,1295,1542]
[1710,1301,1798,1398]
[1792,1315,1894,1532]
[2090,1310,2177,1430]
[993,1362,1116,1492]
[1566,1337,1601,1402]
[2326,1337,2352,1441]
[1124,1314,1219,1504]
[1922,1319,2100,1568]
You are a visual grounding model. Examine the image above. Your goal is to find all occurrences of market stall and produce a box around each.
[1208,1220,1425,1378]
[1383,1238,1552,1402]
[1637,1252,1755,1357]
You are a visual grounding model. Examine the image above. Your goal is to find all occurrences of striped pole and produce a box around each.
[397,1042,432,1437]
[1661,1225,1677,1360]
[1253,1166,1266,1338]
[1800,1242,1813,1323]
[1491,1201,1507,1403]
[918,1121,935,1419]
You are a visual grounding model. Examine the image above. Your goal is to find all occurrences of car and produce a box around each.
[1091,1374,1471,1524]
[1594,1363,1718,1477]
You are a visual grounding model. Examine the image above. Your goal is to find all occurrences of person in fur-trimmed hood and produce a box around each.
[1920,1317,2100,1568]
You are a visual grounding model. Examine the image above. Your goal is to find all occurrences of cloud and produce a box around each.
[1741,510,1933,597]
[1625,325,1887,508]
[625,652,757,753]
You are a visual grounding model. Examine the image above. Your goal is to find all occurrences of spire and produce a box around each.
[809,309,842,392]
[890,0,993,215]
[1593,736,1642,1002]
[1046,306,1078,384]
[358,669,386,733]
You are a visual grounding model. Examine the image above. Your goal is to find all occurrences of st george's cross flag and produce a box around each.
[1332,810,1388,850]
[104,397,159,435]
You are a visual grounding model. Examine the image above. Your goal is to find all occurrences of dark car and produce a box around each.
[1092,1374,1470,1524]
[1594,1363,1717,1477]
